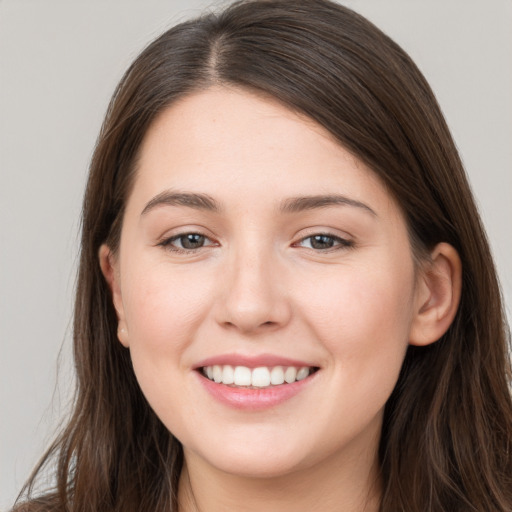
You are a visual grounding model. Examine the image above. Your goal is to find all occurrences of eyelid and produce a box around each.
[292,229,355,252]
[156,226,354,254]
[155,224,216,243]
[157,228,219,254]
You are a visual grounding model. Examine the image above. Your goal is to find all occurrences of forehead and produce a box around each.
[128,86,396,217]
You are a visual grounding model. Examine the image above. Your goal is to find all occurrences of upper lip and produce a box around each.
[194,353,318,370]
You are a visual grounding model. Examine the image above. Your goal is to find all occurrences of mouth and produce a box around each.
[199,365,320,389]
[194,355,320,409]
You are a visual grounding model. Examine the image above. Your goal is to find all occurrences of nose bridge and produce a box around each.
[218,236,290,333]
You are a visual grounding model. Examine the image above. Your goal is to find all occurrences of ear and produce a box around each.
[99,244,129,347]
[409,242,462,346]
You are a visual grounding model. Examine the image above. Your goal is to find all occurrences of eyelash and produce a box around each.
[158,232,354,254]
[158,233,217,254]
[294,233,354,252]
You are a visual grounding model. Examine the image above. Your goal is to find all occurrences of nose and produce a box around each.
[215,244,292,335]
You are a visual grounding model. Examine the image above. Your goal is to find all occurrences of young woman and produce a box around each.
[15,0,512,510]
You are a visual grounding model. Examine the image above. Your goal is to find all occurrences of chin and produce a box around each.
[183,429,321,480]
[206,450,310,479]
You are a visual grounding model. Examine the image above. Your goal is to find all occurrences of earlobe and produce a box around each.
[409,242,462,347]
[98,244,130,347]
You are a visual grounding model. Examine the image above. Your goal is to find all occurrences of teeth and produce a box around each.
[213,365,222,383]
[202,364,314,388]
[296,367,309,381]
[251,367,271,387]
[233,366,251,386]
[284,366,297,383]
[222,365,234,384]
[270,366,285,385]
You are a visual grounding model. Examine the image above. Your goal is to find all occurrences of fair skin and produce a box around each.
[100,86,461,512]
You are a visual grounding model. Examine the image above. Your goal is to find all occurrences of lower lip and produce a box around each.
[197,371,317,411]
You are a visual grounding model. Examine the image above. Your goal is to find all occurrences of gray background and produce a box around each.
[1,0,511,508]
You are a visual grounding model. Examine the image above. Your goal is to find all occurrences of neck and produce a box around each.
[178,440,382,512]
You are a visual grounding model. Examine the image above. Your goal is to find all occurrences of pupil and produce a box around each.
[182,234,204,249]
[311,235,334,249]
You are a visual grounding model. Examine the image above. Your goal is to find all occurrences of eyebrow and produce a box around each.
[141,190,376,217]
[280,194,376,216]
[141,191,221,216]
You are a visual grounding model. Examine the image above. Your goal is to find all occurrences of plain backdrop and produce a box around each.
[1,0,511,508]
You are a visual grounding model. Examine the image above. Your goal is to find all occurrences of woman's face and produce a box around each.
[105,87,424,479]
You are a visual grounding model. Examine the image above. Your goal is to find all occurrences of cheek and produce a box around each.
[304,265,413,329]
[290,262,415,447]
[118,264,217,433]
[121,262,215,368]
[297,257,416,383]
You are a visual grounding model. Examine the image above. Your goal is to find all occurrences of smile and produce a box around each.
[196,361,320,410]
[201,365,317,388]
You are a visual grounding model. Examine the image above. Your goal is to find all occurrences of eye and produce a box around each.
[159,232,216,253]
[297,234,353,251]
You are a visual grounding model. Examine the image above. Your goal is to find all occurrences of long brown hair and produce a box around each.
[15,1,512,510]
